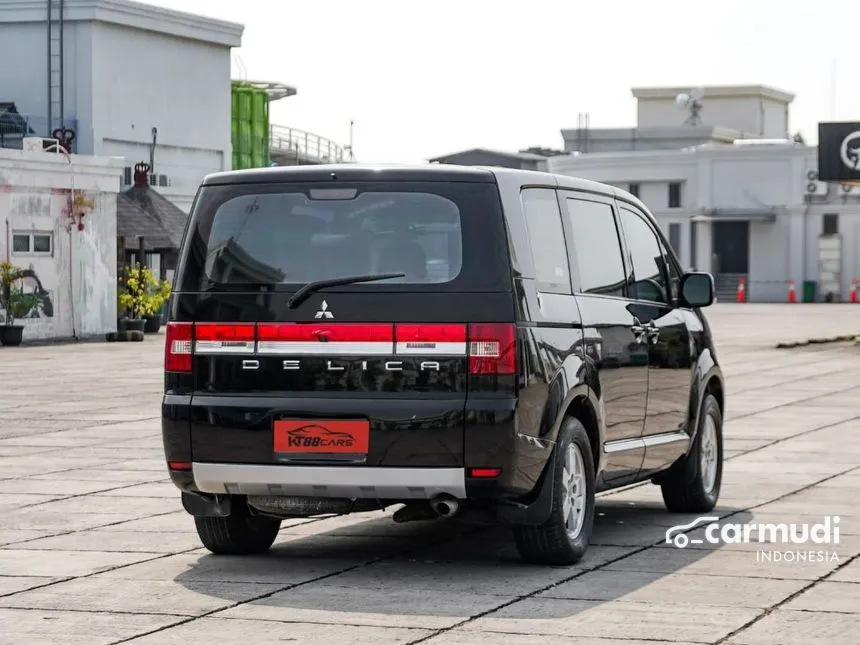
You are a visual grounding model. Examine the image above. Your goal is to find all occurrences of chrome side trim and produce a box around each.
[192,463,467,499]
[256,341,392,355]
[604,430,690,454]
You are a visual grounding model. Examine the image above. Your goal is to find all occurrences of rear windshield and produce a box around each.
[176,180,511,293]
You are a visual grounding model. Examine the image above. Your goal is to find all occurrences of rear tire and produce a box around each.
[660,393,723,513]
[194,499,281,555]
[513,418,596,566]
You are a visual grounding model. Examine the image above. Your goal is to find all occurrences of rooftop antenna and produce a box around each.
[676,87,704,126]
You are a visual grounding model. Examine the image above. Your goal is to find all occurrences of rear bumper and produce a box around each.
[192,462,466,499]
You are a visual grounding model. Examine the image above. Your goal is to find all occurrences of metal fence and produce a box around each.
[269,124,346,164]
[0,113,79,151]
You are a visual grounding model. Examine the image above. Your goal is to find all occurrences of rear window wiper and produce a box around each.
[287,273,406,309]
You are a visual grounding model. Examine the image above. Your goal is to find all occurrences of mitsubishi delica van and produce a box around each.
[161,164,725,566]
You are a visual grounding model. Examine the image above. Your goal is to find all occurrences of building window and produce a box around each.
[668,182,682,208]
[668,223,682,257]
[822,213,839,235]
[12,232,53,256]
[628,183,640,198]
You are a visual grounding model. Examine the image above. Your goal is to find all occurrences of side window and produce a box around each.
[565,197,626,297]
[619,207,672,304]
[520,188,571,293]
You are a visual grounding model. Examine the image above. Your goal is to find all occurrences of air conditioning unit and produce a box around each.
[23,137,62,153]
[804,168,828,196]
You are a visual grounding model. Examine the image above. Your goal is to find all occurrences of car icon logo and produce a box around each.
[315,300,334,319]
[665,516,719,548]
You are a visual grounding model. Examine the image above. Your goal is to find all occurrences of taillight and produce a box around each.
[468,323,516,375]
[395,324,467,355]
[257,323,393,355]
[195,323,256,354]
[164,322,193,372]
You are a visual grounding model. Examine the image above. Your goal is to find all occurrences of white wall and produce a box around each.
[0,148,124,341]
[91,21,232,204]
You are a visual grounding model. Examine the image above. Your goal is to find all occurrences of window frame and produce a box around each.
[519,185,573,295]
[11,231,53,257]
[617,202,684,307]
[558,189,630,299]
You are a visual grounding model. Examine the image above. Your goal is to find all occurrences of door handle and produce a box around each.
[645,322,660,344]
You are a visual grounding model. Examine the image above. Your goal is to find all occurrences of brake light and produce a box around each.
[395,324,467,355]
[164,322,193,372]
[468,323,516,375]
[257,323,394,355]
[195,323,256,354]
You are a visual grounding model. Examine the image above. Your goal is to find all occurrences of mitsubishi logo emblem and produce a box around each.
[314,300,334,319]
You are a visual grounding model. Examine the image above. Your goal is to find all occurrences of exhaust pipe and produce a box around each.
[430,495,459,518]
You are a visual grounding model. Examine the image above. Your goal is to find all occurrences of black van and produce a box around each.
[162,164,725,566]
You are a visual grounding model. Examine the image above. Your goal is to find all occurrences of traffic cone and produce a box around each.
[787,280,797,303]
[850,279,858,304]
[736,278,746,303]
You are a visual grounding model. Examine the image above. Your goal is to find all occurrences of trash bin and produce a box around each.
[802,280,817,303]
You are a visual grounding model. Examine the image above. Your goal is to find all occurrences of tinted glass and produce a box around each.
[12,235,29,253]
[521,188,570,292]
[619,207,670,304]
[565,197,626,297]
[178,181,511,293]
[203,191,461,285]
[33,235,52,253]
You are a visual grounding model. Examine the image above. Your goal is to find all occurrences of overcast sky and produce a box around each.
[149,0,859,163]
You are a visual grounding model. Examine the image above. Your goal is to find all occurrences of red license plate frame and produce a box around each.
[273,419,370,456]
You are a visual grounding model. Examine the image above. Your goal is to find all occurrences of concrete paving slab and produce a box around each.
[538,570,809,608]
[6,529,204,553]
[0,608,180,645]
[831,559,860,583]
[216,585,514,629]
[0,576,64,596]
[424,633,701,645]
[124,617,434,645]
[463,598,761,642]
[724,609,860,644]
[603,546,842,580]
[779,579,860,613]
[0,576,283,617]
[0,549,158,577]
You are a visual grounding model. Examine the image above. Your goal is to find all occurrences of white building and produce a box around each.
[0,146,124,341]
[548,85,860,303]
[0,0,243,212]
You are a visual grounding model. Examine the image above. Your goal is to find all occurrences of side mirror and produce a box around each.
[679,272,714,308]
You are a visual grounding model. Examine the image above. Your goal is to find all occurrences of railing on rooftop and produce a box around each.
[0,113,79,151]
[269,124,347,164]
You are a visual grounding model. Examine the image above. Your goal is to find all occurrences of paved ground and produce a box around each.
[0,303,858,645]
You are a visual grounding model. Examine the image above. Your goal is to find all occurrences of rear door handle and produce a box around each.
[645,321,660,344]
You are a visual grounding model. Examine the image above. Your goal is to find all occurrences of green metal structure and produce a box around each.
[231,82,270,170]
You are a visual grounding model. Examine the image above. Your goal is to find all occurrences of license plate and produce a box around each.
[273,419,370,455]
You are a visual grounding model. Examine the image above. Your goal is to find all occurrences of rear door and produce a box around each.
[559,191,650,487]
[168,177,515,469]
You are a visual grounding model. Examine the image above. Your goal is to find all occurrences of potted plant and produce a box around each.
[118,263,160,334]
[143,276,172,333]
[0,261,37,347]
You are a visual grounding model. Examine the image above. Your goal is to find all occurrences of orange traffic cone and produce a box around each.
[787,280,797,303]
[850,279,858,304]
[736,278,746,303]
